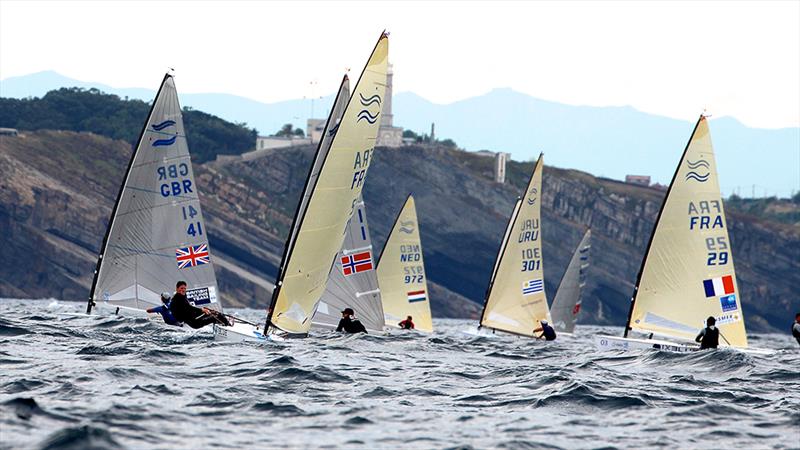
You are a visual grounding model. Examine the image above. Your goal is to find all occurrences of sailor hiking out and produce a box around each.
[337,308,368,333]
[695,316,720,349]
[168,281,231,329]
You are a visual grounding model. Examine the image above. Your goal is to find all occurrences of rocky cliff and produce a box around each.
[1,131,797,332]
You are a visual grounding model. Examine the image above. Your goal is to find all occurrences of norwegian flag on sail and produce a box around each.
[341,251,373,276]
[176,244,210,269]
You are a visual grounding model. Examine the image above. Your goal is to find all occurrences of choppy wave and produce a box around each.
[1,299,798,449]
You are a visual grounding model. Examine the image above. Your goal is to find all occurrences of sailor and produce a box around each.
[168,281,231,329]
[336,308,367,334]
[146,292,182,326]
[792,313,800,346]
[695,316,720,349]
[534,319,557,341]
[398,315,415,330]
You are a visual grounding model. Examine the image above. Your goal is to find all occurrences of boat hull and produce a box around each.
[594,335,774,355]
[213,322,272,342]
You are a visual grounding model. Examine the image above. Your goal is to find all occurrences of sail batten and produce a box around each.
[480,154,550,337]
[377,194,433,332]
[551,229,591,333]
[267,33,389,335]
[89,75,220,314]
[626,116,747,348]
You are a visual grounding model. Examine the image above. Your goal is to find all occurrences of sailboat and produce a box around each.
[311,195,385,332]
[87,74,224,322]
[595,116,771,354]
[214,32,389,341]
[377,194,433,332]
[478,153,551,337]
[550,229,591,335]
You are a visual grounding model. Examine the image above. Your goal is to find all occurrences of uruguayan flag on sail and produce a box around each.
[522,279,544,296]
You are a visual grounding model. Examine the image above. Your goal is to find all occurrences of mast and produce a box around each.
[87,73,171,314]
[479,153,542,329]
[623,115,704,337]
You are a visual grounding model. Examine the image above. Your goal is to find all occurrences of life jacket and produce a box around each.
[791,322,800,343]
[542,324,557,341]
[700,326,719,349]
[400,320,414,329]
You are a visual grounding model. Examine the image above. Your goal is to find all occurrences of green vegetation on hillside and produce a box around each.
[725,194,800,226]
[0,88,257,163]
[274,123,305,137]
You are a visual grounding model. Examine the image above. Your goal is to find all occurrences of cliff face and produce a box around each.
[1,131,796,332]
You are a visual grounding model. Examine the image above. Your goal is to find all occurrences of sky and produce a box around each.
[1,0,799,129]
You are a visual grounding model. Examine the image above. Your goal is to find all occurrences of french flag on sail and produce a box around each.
[703,275,735,298]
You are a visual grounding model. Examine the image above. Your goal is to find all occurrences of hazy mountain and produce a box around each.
[2,71,798,196]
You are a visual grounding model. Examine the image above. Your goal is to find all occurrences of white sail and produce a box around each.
[551,229,591,333]
[479,154,550,336]
[88,74,220,313]
[266,33,389,335]
[626,116,748,347]
[312,195,384,332]
[377,195,433,332]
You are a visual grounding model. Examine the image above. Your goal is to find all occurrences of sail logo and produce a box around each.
[407,290,426,303]
[522,279,544,296]
[720,294,738,312]
[176,244,210,269]
[399,220,415,234]
[356,93,382,124]
[341,251,373,276]
[526,187,538,205]
[152,136,177,147]
[152,120,176,131]
[685,159,710,183]
[702,275,734,298]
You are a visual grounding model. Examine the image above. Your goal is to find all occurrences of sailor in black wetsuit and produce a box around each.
[534,319,557,341]
[168,281,230,329]
[695,316,720,349]
[336,308,367,334]
[792,313,800,347]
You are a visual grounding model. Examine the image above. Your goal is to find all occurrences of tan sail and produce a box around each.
[627,116,747,347]
[480,154,550,336]
[377,195,433,332]
[268,33,389,334]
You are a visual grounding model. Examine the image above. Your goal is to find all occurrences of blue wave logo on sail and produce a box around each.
[526,187,538,205]
[359,94,382,108]
[152,120,176,131]
[327,121,340,136]
[357,109,379,124]
[153,136,177,147]
[399,220,415,234]
[685,159,710,182]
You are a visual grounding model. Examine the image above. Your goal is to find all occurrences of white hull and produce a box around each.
[213,322,285,343]
[595,335,774,355]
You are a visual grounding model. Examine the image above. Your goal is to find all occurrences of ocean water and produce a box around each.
[1,299,798,450]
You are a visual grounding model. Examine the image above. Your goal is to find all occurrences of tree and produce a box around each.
[275,123,294,137]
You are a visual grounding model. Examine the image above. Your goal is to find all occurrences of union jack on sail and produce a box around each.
[176,244,210,269]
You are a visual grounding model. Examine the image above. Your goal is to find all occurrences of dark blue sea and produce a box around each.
[1,299,798,449]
